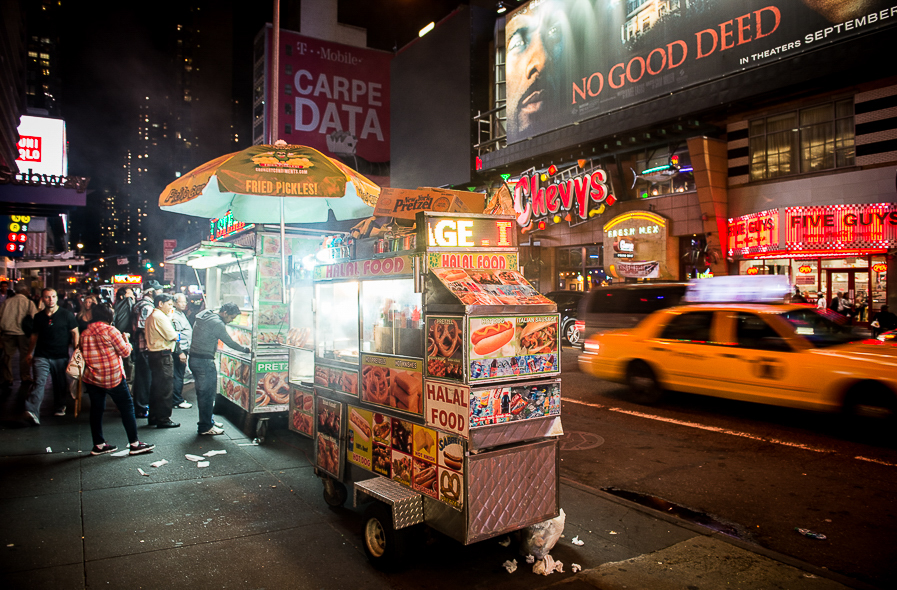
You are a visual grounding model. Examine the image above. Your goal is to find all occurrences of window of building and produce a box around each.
[284,84,292,95]
[749,99,854,181]
[285,64,292,76]
[285,124,292,134]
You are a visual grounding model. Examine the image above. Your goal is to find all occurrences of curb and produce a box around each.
[559,477,880,590]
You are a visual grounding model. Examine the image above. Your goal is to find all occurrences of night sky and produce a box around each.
[56,0,470,257]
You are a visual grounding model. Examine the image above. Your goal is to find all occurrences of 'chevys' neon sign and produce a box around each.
[513,168,615,228]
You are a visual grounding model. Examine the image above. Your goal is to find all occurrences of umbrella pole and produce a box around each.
[281,198,287,304]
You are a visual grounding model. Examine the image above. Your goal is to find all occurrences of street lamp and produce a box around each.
[77,243,84,250]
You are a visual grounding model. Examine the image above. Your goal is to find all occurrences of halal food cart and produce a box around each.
[166,222,331,440]
[287,211,563,566]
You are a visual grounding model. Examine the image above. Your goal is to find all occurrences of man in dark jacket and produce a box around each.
[189,303,250,435]
[113,287,135,391]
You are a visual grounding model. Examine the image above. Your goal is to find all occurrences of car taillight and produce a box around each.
[583,339,600,354]
[574,320,584,331]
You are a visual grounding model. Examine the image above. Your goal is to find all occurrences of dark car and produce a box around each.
[545,290,585,346]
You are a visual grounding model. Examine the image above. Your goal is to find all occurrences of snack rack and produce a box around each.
[287,212,562,565]
[166,225,332,439]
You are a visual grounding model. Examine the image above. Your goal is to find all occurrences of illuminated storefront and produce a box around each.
[729,203,894,318]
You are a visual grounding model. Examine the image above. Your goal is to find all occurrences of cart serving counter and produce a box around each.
[166,223,332,439]
[290,212,563,566]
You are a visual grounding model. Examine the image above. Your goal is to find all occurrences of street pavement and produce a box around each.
[0,367,876,589]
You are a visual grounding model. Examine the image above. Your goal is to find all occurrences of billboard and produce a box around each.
[270,30,391,178]
[504,0,897,143]
[16,116,67,177]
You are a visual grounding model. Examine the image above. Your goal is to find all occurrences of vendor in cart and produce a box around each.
[189,303,250,435]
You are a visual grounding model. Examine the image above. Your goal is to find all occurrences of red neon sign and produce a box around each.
[872,263,887,273]
[728,209,778,253]
[746,267,759,275]
[786,204,897,247]
[798,265,812,274]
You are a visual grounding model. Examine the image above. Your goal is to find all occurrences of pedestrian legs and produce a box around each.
[24,357,51,417]
[147,351,173,423]
[132,349,151,416]
[190,358,216,433]
[172,353,186,406]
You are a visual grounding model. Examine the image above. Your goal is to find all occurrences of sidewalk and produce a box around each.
[0,381,872,589]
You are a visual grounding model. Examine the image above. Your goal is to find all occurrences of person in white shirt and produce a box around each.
[144,293,179,428]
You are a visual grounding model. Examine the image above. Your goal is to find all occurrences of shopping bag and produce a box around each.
[66,349,85,379]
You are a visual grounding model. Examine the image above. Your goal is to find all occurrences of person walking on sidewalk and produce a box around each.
[189,303,250,435]
[81,304,154,456]
[131,282,160,418]
[0,281,38,391]
[170,293,193,410]
[113,287,135,391]
[23,288,79,424]
[144,293,179,428]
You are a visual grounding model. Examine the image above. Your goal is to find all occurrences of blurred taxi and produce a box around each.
[579,279,897,420]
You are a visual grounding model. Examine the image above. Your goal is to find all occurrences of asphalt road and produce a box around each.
[557,345,897,589]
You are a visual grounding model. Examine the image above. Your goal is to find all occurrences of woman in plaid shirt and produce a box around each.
[81,304,154,456]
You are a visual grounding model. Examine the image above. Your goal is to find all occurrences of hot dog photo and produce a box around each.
[468,318,515,358]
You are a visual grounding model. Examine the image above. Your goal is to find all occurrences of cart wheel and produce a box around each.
[362,502,407,570]
[255,418,269,443]
[322,478,348,508]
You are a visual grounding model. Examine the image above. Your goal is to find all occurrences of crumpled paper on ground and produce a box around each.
[533,554,564,576]
[203,450,227,457]
[571,535,584,545]
[571,563,582,573]
[185,454,204,462]
[502,559,517,573]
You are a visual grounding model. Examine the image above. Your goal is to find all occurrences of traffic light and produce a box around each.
[1,215,30,257]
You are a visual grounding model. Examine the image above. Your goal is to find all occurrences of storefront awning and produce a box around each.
[165,241,254,269]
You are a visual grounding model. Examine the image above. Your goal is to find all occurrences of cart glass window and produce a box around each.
[361,278,423,357]
[315,281,359,362]
[219,259,255,309]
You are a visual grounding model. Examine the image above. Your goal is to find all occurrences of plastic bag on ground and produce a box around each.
[533,554,564,575]
[518,508,566,560]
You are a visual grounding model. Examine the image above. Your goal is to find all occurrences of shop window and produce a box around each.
[749,99,854,181]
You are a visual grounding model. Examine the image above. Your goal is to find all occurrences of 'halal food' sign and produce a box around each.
[513,167,615,228]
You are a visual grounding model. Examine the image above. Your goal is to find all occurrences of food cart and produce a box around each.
[287,211,563,566]
[166,222,332,440]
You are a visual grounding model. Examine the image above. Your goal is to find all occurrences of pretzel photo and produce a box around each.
[362,365,392,405]
[440,470,461,502]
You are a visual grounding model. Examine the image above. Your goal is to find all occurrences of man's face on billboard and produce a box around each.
[506,4,566,138]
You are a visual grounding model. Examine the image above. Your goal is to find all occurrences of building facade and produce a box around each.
[469,0,897,322]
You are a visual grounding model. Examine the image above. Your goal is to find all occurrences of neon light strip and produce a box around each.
[603,211,667,230]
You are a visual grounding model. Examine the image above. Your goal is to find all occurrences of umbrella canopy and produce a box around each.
[159,142,379,223]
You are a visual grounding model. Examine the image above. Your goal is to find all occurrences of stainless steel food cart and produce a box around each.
[166,222,332,440]
[287,212,563,566]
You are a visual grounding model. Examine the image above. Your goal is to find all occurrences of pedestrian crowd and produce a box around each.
[0,278,248,457]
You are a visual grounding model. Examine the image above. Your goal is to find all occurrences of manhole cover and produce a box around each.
[560,431,605,451]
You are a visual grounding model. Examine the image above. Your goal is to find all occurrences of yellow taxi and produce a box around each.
[579,283,897,420]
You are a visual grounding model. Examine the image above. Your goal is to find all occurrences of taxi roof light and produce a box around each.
[683,275,791,304]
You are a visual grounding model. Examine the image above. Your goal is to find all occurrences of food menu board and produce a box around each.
[467,315,560,383]
[314,364,359,396]
[289,385,314,437]
[348,407,465,511]
[257,234,290,346]
[218,352,252,411]
[431,267,552,306]
[254,359,289,412]
[425,316,463,381]
[315,396,342,478]
[469,381,561,428]
[347,406,373,470]
[360,354,423,415]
